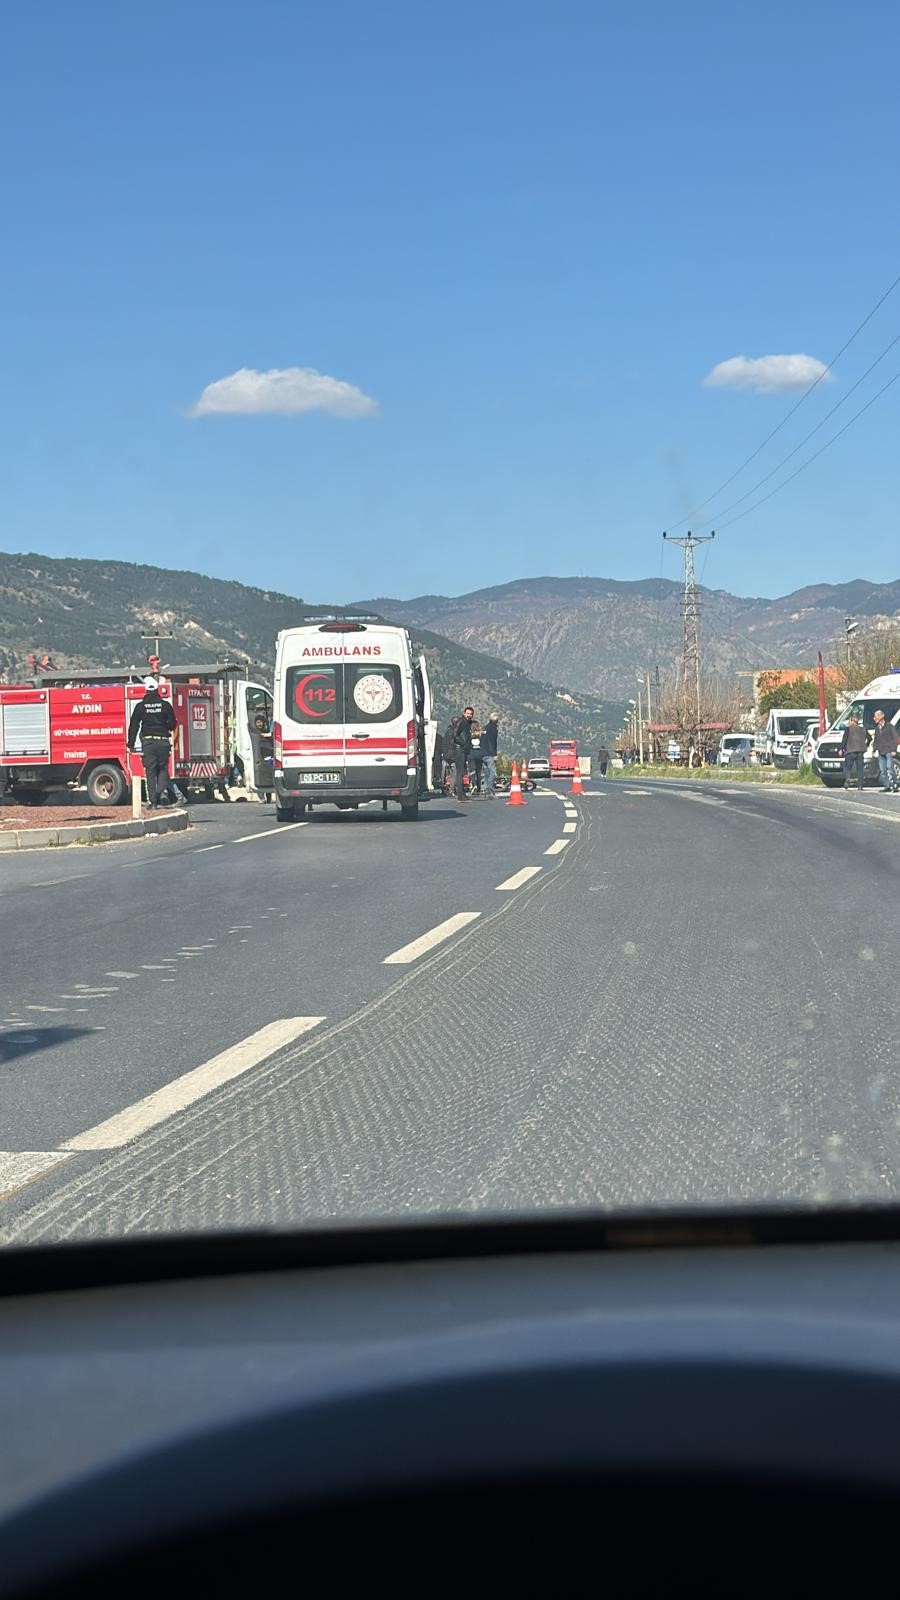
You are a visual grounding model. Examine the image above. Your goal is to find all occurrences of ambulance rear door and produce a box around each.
[341,627,412,794]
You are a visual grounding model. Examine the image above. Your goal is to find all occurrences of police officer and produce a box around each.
[128,677,176,809]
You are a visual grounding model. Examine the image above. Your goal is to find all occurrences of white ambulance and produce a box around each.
[272,617,437,821]
[813,671,900,788]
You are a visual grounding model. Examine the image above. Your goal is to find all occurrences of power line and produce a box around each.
[717,365,900,531]
[666,268,900,530]
[699,330,900,524]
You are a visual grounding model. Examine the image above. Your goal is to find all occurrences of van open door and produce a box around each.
[414,654,437,794]
[234,681,274,795]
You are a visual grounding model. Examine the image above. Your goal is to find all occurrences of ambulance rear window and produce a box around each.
[345,664,402,723]
[286,666,340,723]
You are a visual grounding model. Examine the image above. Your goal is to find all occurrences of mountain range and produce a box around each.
[3,551,898,748]
[0,552,625,754]
[358,576,900,697]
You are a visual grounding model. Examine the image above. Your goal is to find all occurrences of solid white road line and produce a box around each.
[233,821,308,843]
[0,1151,73,1199]
[383,912,481,965]
[495,866,542,891]
[563,821,577,833]
[545,838,570,855]
[63,1016,325,1151]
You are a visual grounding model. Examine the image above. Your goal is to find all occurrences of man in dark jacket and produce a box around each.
[841,715,868,791]
[452,706,474,801]
[872,710,899,792]
[597,745,610,778]
[128,677,177,809]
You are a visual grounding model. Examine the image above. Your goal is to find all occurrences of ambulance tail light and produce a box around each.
[273,721,283,770]
[407,720,416,764]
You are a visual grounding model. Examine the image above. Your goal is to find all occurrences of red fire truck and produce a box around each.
[0,663,273,806]
[548,738,579,779]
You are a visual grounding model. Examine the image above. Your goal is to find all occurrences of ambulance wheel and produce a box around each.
[86,764,128,806]
[400,799,419,821]
[275,802,298,822]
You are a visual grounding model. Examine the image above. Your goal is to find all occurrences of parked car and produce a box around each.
[798,725,821,768]
[717,734,752,767]
[528,755,551,779]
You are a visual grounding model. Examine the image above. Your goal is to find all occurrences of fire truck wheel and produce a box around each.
[86,764,128,806]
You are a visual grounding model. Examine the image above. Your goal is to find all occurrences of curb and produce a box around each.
[0,808,190,852]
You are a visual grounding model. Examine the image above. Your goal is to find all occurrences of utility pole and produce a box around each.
[646,671,653,762]
[662,529,715,751]
[140,628,176,666]
[845,615,858,668]
[636,681,645,764]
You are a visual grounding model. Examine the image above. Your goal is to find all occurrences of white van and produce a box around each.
[765,708,821,769]
[272,617,436,821]
[813,671,900,788]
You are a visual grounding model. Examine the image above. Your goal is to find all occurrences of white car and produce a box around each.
[798,726,821,768]
[527,756,551,779]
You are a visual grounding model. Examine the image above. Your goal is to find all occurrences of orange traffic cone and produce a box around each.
[520,757,529,785]
[506,759,527,806]
[569,760,584,795]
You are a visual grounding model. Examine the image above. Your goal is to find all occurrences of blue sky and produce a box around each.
[2,0,898,603]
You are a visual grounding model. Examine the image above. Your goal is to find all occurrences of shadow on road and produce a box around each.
[307,806,466,824]
[0,1027,97,1065]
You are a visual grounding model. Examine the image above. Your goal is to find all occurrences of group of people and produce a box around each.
[841,710,900,791]
[435,708,501,800]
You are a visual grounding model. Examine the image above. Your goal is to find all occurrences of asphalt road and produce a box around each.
[2,777,900,1241]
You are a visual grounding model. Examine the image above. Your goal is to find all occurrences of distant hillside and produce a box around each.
[0,552,624,754]
[357,575,900,696]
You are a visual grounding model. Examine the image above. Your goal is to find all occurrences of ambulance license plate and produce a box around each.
[307,771,341,783]
[820,760,841,769]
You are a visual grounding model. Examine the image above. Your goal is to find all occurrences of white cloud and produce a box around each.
[189,365,379,419]
[703,353,832,394]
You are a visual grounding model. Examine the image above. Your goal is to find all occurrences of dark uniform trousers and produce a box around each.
[142,739,172,805]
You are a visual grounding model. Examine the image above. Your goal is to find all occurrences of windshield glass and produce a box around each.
[773,716,819,736]
[3,3,900,1255]
[832,699,900,731]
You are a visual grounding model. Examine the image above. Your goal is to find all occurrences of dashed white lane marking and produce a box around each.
[141,964,171,970]
[545,838,570,855]
[30,874,89,888]
[622,788,654,796]
[677,793,726,807]
[195,844,225,852]
[228,925,252,932]
[563,821,577,833]
[383,912,481,965]
[106,971,138,979]
[0,1151,74,1199]
[25,1005,67,1014]
[495,866,542,891]
[233,821,308,843]
[62,1016,325,1151]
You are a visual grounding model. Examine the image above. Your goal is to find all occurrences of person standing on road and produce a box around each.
[481,712,500,797]
[452,706,474,801]
[597,745,610,778]
[872,710,900,792]
[841,715,868,791]
[469,721,485,794]
[442,716,459,792]
[128,676,176,810]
